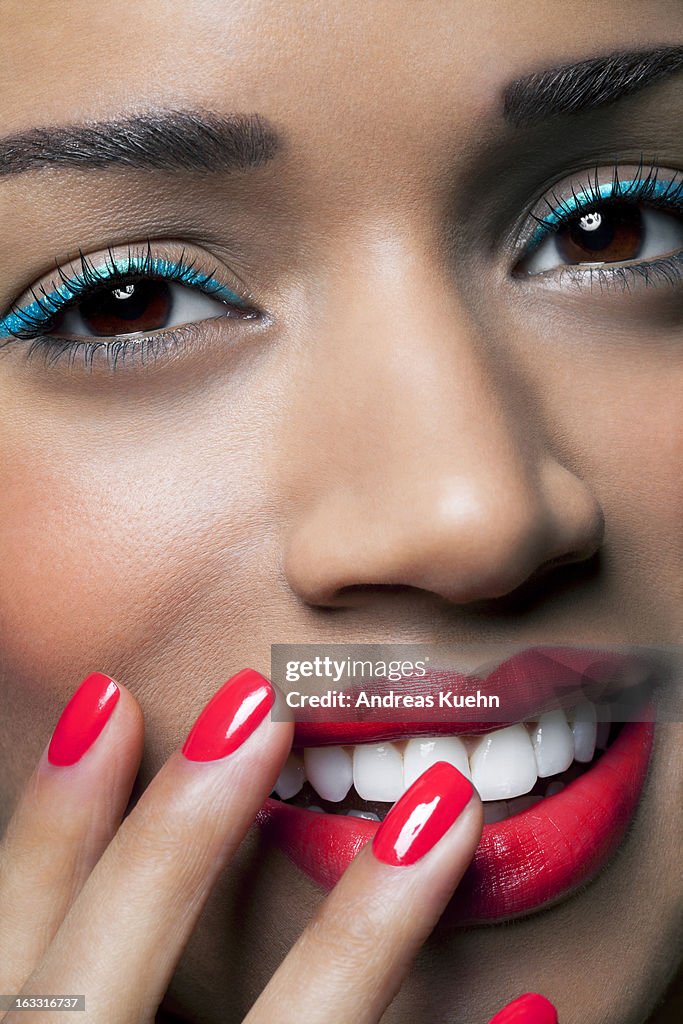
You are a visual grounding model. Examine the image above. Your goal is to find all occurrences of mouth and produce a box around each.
[257,648,655,923]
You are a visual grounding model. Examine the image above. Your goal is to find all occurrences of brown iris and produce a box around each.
[55,279,173,337]
[555,202,643,264]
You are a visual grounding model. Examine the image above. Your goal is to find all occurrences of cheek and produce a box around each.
[585,381,681,543]
[558,363,683,619]
[0,420,259,682]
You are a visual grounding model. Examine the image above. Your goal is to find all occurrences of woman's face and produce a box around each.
[1,1,681,1021]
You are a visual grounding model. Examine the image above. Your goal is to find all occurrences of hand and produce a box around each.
[0,669,558,1023]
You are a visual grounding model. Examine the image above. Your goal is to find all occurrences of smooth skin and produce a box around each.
[0,1,682,1023]
[0,677,485,1024]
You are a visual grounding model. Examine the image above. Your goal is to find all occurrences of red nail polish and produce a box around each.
[47,672,120,766]
[372,760,473,866]
[488,993,558,1023]
[181,668,275,762]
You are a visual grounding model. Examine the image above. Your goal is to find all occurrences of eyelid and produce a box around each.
[0,242,258,341]
[528,178,683,253]
[515,165,683,257]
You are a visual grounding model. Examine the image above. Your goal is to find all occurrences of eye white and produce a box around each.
[58,281,230,337]
[522,207,683,275]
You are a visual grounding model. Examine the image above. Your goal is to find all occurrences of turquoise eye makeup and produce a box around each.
[515,164,683,283]
[0,243,260,370]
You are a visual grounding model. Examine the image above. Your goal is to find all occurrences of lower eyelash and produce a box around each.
[13,322,201,372]
[553,251,683,292]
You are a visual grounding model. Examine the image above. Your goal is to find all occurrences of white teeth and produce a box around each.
[403,736,471,789]
[297,702,602,807]
[530,710,574,778]
[470,724,538,800]
[353,742,404,802]
[274,752,306,800]
[304,746,353,803]
[307,805,324,813]
[347,809,380,820]
[570,702,598,763]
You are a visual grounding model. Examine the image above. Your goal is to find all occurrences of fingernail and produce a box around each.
[181,668,275,762]
[372,760,474,866]
[488,993,558,1023]
[47,672,120,766]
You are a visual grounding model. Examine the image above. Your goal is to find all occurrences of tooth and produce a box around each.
[545,781,565,797]
[307,805,324,813]
[274,752,306,800]
[570,702,597,763]
[353,742,403,802]
[483,800,509,824]
[530,710,574,778]
[470,724,537,800]
[347,809,380,821]
[403,736,471,790]
[304,746,353,803]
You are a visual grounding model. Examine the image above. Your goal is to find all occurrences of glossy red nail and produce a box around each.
[372,760,474,866]
[47,672,120,766]
[488,993,558,1023]
[181,668,275,762]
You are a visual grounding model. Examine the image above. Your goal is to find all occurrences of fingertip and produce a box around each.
[488,992,558,1023]
[46,671,121,767]
[44,670,143,770]
[372,761,481,867]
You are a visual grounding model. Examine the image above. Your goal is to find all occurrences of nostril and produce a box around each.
[467,550,603,616]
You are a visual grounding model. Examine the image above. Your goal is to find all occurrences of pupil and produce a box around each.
[557,203,643,264]
[78,279,173,336]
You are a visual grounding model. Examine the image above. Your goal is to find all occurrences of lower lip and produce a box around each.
[257,720,654,922]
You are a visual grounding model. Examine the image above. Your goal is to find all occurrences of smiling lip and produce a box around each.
[257,647,655,922]
[291,645,645,746]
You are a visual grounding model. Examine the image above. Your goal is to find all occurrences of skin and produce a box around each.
[0,0,682,1021]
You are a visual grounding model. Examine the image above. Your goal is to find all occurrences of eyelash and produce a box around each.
[518,162,683,288]
[0,243,258,369]
[2,164,682,373]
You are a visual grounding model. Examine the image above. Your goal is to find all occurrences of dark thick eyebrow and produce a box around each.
[0,110,280,178]
[503,46,683,126]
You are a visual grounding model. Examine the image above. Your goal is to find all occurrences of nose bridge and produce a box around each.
[280,228,602,606]
[296,230,534,497]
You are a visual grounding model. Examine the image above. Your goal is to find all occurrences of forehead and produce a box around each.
[2,0,681,141]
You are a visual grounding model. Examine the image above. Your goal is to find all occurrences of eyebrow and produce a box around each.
[0,110,280,178]
[503,45,683,126]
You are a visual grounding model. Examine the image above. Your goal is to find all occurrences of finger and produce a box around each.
[0,672,142,996]
[488,993,559,1022]
[246,760,483,1024]
[11,669,292,1024]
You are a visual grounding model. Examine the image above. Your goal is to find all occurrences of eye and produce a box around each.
[0,245,261,355]
[520,202,683,275]
[51,278,233,339]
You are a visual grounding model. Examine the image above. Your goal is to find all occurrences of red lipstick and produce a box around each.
[258,647,655,922]
[258,719,653,922]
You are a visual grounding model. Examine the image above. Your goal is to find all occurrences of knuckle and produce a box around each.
[309,891,390,974]
[109,799,213,898]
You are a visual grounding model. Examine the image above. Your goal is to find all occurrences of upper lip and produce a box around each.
[292,645,651,746]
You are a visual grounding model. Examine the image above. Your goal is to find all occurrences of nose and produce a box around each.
[280,239,604,608]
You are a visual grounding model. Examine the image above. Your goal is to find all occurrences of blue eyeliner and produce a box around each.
[527,176,683,251]
[0,252,249,340]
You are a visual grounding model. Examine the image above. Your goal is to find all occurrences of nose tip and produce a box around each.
[284,459,604,609]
